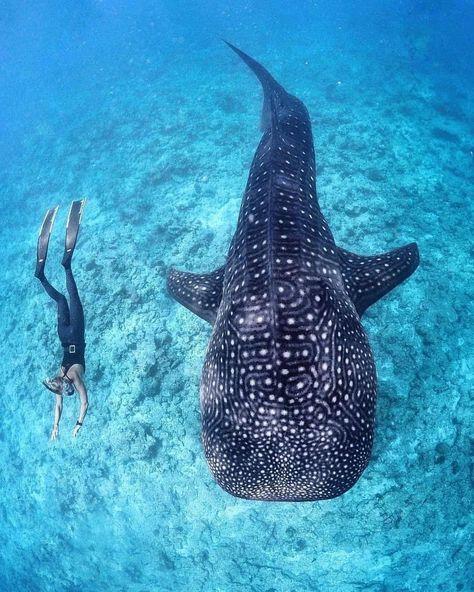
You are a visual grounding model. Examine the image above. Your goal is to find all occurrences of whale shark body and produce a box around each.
[167,44,419,501]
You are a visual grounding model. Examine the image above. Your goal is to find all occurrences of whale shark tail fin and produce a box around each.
[224,41,284,131]
[224,41,282,92]
[338,243,420,317]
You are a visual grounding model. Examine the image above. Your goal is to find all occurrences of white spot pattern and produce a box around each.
[168,47,419,501]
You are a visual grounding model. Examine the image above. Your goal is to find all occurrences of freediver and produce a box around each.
[35,200,89,440]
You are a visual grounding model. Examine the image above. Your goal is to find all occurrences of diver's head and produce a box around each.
[42,376,74,396]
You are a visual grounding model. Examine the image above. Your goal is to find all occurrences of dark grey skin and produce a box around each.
[168,44,419,501]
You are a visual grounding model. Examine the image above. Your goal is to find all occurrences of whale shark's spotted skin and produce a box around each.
[167,44,419,501]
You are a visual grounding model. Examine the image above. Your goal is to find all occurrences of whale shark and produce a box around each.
[167,43,419,501]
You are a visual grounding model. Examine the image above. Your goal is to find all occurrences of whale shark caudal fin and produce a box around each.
[167,266,225,325]
[338,243,420,316]
[224,40,284,131]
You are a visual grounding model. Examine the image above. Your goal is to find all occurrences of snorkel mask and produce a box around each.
[42,376,75,396]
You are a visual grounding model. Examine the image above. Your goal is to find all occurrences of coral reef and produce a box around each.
[0,4,472,591]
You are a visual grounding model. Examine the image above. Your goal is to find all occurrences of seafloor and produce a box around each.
[0,21,473,592]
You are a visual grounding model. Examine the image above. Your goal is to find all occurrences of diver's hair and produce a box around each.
[42,376,65,395]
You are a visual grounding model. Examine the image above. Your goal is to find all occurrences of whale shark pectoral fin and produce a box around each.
[338,243,420,316]
[166,266,225,325]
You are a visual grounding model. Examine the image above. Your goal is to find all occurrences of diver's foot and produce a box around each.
[34,266,45,280]
[61,255,72,270]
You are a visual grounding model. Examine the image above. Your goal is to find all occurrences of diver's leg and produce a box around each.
[65,267,84,338]
[38,274,70,326]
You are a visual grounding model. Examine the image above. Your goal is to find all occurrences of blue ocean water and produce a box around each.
[0,1,473,590]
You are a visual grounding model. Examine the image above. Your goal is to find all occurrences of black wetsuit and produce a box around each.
[38,266,86,372]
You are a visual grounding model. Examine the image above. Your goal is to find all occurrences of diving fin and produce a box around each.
[167,265,225,325]
[62,199,86,268]
[35,206,59,278]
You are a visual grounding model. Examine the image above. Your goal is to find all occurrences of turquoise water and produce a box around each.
[0,1,473,590]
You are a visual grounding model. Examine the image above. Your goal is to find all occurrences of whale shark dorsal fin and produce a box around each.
[338,243,420,316]
[167,266,225,325]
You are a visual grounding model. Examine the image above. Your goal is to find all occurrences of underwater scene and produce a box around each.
[0,1,473,590]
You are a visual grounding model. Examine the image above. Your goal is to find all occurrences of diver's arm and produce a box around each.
[72,378,89,436]
[51,395,63,440]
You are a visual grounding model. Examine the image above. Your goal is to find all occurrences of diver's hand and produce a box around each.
[72,423,82,437]
[50,426,59,440]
